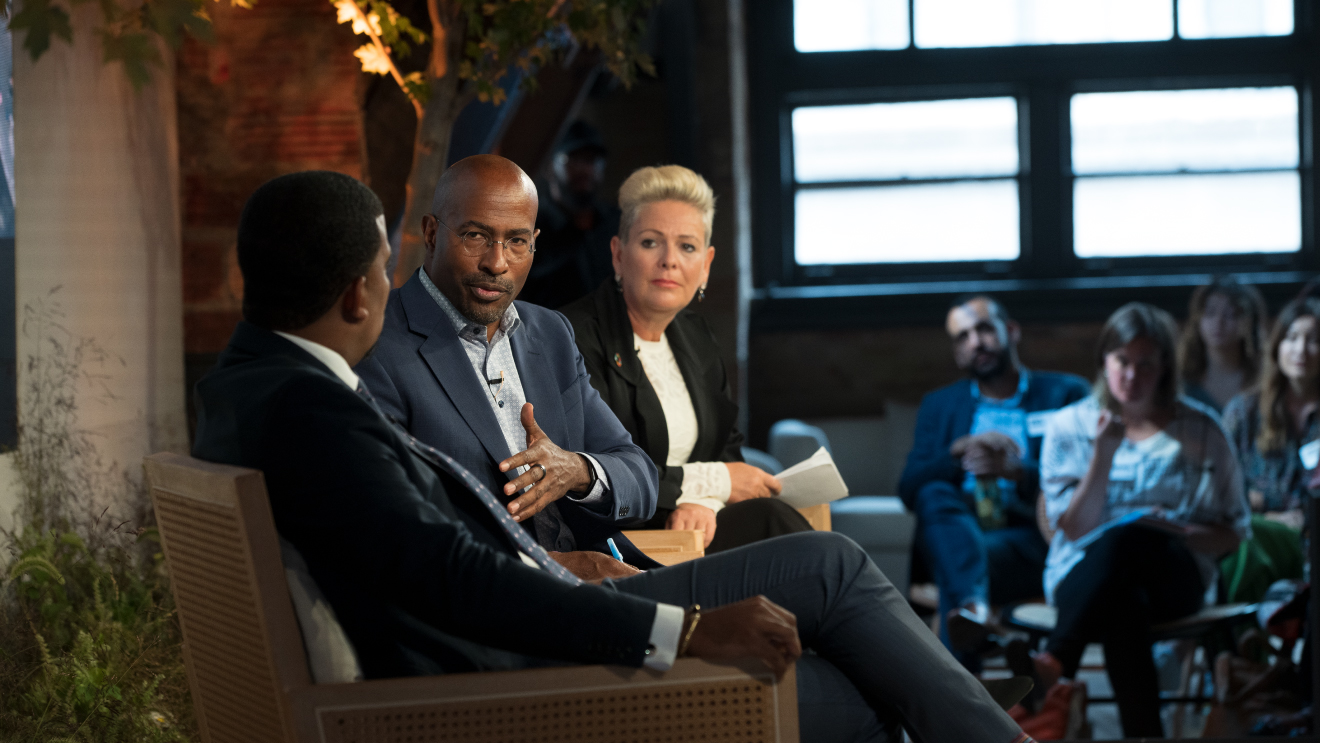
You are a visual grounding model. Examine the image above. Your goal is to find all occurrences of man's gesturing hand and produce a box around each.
[682,596,802,680]
[499,403,593,521]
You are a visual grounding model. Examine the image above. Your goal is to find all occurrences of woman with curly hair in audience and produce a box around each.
[1036,302,1251,738]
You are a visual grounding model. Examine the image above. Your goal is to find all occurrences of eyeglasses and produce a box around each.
[436,218,536,262]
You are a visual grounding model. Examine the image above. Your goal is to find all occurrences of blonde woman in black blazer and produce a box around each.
[561,165,811,552]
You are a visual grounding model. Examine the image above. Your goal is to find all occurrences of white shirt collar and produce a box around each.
[274,331,361,390]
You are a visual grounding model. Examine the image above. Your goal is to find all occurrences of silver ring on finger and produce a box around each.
[532,463,547,481]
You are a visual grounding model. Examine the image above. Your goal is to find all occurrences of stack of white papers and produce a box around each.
[775,447,849,508]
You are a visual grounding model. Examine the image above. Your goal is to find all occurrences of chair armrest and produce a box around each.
[621,529,705,564]
[797,503,832,532]
[289,658,797,743]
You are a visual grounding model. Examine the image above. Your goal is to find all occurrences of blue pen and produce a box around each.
[606,537,624,561]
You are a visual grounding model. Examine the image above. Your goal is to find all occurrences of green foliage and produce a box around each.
[8,0,72,59]
[1,527,189,742]
[0,296,195,742]
[361,0,425,56]
[401,70,430,104]
[338,0,657,111]
[5,0,233,90]
[460,0,657,105]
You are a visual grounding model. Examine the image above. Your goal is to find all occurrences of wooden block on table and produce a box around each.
[797,503,832,532]
[621,529,705,565]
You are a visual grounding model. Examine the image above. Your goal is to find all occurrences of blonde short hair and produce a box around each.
[617,165,716,245]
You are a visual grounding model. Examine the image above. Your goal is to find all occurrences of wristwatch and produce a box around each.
[578,453,598,494]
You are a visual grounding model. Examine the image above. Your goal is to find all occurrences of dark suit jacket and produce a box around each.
[355,273,660,563]
[192,322,657,679]
[897,371,1091,525]
[561,281,743,528]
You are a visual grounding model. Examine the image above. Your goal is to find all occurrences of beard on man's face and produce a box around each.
[453,271,517,326]
[960,347,1011,381]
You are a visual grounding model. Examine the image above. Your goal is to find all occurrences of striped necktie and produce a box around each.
[355,382,582,586]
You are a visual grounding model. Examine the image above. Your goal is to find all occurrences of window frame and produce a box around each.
[747,0,1319,326]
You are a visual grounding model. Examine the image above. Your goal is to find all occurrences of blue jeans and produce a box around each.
[914,481,1048,664]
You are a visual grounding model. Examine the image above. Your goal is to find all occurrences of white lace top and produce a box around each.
[634,333,733,512]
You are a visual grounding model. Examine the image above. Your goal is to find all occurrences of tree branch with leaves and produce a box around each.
[5,0,246,87]
[6,0,657,286]
[333,0,657,284]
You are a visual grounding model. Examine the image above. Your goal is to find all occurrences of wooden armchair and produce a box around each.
[144,452,798,743]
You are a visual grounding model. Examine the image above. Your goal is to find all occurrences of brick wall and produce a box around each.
[178,0,364,355]
[746,322,1104,448]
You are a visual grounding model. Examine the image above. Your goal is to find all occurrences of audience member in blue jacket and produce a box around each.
[899,296,1090,667]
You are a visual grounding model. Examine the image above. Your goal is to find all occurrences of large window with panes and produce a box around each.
[746,0,1315,321]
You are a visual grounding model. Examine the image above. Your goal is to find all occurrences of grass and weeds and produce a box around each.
[0,297,196,742]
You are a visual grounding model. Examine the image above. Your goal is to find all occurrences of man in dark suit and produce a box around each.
[194,169,1035,743]
[357,156,656,563]
[899,296,1091,665]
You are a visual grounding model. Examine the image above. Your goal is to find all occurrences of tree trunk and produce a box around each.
[391,0,472,286]
[392,72,465,284]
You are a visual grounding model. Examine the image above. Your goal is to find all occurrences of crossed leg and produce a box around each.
[611,531,1027,743]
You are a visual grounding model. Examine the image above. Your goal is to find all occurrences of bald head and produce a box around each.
[421,155,542,339]
[431,154,538,219]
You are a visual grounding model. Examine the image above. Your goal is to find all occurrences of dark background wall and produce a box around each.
[746,321,1103,447]
[173,0,1276,454]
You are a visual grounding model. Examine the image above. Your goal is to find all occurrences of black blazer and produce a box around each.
[192,322,657,679]
[561,281,742,526]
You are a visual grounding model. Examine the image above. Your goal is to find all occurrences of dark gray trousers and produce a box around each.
[611,531,1025,743]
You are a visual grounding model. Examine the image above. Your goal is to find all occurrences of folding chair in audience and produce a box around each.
[144,452,798,743]
[1005,601,1258,737]
[1016,494,1258,737]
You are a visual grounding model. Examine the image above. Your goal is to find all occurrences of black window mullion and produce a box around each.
[1301,78,1317,270]
[907,0,915,50]
[1022,82,1071,280]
